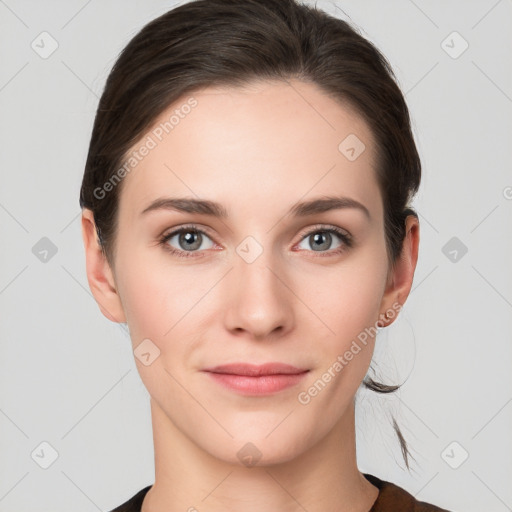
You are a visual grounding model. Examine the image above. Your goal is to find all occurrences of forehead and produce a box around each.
[117,79,381,224]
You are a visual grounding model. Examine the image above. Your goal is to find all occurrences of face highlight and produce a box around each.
[108,79,393,465]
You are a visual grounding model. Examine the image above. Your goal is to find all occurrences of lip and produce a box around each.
[202,363,309,396]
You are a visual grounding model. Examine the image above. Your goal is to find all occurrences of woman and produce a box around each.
[80,0,451,510]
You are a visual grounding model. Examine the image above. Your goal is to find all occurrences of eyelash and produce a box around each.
[158,223,353,259]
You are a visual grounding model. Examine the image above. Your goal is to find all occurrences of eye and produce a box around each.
[159,225,215,258]
[295,225,352,256]
[158,223,353,259]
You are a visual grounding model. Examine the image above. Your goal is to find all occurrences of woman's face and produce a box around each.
[102,79,402,465]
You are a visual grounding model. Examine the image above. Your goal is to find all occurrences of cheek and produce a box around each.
[305,248,388,339]
[114,253,196,398]
[299,242,388,391]
[114,247,221,366]
[296,260,387,416]
[114,246,176,343]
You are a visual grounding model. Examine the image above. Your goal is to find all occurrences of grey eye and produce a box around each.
[297,230,344,252]
[166,229,214,252]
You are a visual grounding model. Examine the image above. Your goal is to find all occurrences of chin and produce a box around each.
[201,428,314,468]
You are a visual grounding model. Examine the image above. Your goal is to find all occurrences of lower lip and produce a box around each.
[204,371,308,395]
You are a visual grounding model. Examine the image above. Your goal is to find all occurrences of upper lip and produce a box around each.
[203,363,309,376]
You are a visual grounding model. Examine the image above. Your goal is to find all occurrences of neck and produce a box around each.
[141,398,379,512]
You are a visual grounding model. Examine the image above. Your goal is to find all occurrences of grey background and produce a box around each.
[0,0,511,511]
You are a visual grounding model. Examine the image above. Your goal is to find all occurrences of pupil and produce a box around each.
[182,231,200,250]
[312,232,330,251]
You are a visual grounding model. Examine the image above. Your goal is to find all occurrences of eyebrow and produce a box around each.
[140,195,370,220]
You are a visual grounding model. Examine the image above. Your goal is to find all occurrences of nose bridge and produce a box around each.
[223,231,292,336]
[234,232,283,299]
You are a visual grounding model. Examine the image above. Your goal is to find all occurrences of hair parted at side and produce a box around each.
[79,0,421,470]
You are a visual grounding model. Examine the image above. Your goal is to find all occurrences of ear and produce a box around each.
[81,208,126,323]
[377,215,420,327]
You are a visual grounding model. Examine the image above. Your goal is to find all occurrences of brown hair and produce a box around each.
[79,0,421,470]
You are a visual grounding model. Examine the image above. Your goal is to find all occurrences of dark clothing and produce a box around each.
[110,472,452,511]
[364,473,451,511]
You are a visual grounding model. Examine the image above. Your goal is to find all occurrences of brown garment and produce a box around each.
[110,473,452,511]
[364,473,451,511]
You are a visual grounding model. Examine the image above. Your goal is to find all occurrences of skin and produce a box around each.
[82,78,419,512]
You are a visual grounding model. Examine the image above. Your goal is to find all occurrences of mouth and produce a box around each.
[201,363,310,395]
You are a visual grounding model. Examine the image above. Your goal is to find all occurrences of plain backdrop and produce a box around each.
[0,1,511,511]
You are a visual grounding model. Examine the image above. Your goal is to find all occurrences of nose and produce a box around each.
[222,242,295,340]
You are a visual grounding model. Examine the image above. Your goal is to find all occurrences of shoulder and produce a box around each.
[108,485,152,512]
[364,473,452,512]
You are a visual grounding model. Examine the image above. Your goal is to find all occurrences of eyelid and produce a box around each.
[161,223,215,239]
[296,223,351,241]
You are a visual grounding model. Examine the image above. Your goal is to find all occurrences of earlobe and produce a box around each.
[378,215,420,327]
[81,208,127,324]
